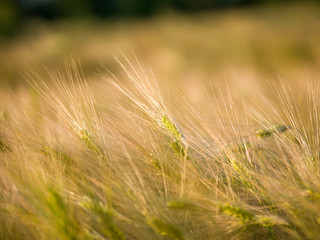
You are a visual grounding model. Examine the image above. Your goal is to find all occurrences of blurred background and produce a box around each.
[0,0,320,100]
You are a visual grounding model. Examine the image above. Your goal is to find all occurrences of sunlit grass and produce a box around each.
[0,57,320,239]
[1,2,320,239]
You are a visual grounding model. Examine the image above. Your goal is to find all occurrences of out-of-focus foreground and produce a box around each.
[1,2,320,240]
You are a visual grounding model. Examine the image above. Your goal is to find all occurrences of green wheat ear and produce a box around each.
[219,203,255,223]
[78,129,105,159]
[256,125,291,138]
[45,188,79,239]
[255,215,289,228]
[171,140,189,159]
[161,115,189,159]
[161,115,182,140]
[80,198,125,240]
[147,216,184,240]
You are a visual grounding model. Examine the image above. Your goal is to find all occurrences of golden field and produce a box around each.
[1,2,320,239]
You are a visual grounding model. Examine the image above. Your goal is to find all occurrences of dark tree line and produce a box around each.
[0,0,317,36]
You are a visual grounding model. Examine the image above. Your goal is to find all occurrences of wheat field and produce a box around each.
[0,55,320,239]
[1,2,320,240]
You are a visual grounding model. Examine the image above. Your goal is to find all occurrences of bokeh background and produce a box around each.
[1,0,320,100]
